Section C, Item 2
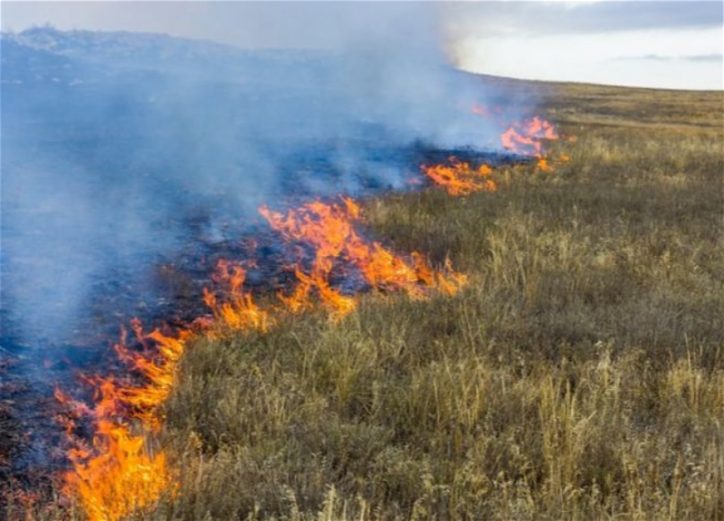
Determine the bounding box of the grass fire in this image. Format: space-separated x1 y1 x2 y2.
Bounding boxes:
1 4 723 521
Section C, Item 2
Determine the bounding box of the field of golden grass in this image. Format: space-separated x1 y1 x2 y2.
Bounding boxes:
10 79 724 520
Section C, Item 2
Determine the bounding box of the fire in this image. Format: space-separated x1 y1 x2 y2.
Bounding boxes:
500 116 559 158
421 157 497 196
54 145 511 520
56 321 185 521
112 328 187 431
46 98 570 521
536 157 553 173
57 254 280 520
468 103 561 160
203 260 270 333
61 416 172 521
259 200 360 317
480 111 576 173
54 203 467 519
66 197 463 517
280 263 358 317
260 198 466 317
536 152 572 173
51 107 569 518
471 102 503 118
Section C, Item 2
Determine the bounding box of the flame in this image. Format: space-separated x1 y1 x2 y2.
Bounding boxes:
57 191 472 520
58 258 274 520
203 260 270 333
56 384 174 521
469 104 562 162
536 157 553 173
61 416 172 521
281 263 358 317
421 157 497 196
49 102 567 519
500 116 559 158
471 102 504 119
536 152 572 173
112 325 188 431
55 220 465 521
57 249 274 520
52 104 569 517
260 198 465 317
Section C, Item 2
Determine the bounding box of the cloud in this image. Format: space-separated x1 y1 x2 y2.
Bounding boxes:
685 53 724 62
616 53 723 63
453 25 723 90
445 1 723 38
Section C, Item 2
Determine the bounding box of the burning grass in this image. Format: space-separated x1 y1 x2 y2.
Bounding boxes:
157 82 723 521
6 81 724 520
421 157 497 196
47 193 468 521
259 198 465 316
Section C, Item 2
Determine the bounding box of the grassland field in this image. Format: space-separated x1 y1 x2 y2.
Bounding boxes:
11 78 724 521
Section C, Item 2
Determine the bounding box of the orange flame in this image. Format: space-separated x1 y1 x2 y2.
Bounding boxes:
111 323 187 431
56 328 179 521
535 157 553 173
58 199 470 519
421 157 497 196
61 416 172 521
280 263 358 317
203 260 270 333
500 116 559 158
470 102 506 119
260 198 466 317
53 103 567 519
58 257 274 519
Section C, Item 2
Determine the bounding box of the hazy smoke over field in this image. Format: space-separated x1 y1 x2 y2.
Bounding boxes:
1 3 505 353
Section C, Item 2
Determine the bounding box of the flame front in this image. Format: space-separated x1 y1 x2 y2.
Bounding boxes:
260 198 466 317
54 116 571 518
470 105 567 172
58 268 270 520
48 99 571 521
57 196 467 520
203 260 270 333
61 417 171 521
55 322 182 521
500 116 559 158
421 157 497 196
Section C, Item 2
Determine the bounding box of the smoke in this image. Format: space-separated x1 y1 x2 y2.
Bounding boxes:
0 4 507 361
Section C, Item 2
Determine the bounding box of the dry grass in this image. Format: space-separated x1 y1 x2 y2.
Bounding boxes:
8 81 724 520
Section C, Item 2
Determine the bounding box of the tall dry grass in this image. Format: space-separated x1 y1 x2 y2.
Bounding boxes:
8 82 724 520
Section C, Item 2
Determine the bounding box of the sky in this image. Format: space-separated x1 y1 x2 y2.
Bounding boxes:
2 1 722 90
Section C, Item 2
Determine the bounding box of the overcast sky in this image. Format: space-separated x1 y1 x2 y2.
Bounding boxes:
2 1 722 90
